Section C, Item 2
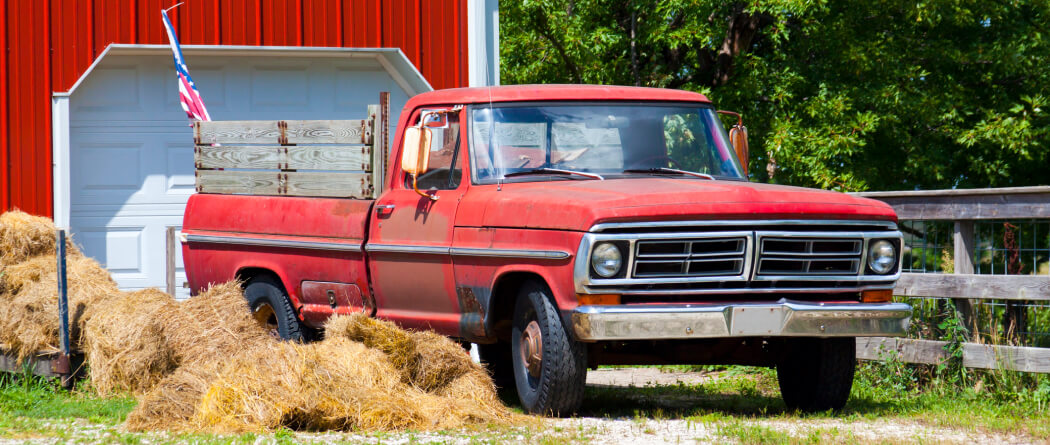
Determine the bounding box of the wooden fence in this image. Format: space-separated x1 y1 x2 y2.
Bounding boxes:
854 186 1050 373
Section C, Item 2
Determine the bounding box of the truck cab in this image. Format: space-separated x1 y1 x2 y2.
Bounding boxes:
182 85 911 416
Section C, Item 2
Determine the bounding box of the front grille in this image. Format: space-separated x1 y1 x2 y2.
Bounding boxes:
756 237 862 276
633 237 746 278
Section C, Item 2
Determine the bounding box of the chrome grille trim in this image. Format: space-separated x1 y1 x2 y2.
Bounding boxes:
632 237 747 278
574 222 903 295
755 234 864 277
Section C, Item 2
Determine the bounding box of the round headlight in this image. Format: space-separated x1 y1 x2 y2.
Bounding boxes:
867 240 897 274
591 243 623 278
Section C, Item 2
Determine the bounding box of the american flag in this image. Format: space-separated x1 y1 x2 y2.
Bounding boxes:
162 8 211 122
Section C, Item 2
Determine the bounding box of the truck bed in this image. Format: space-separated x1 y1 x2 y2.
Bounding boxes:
182 193 374 327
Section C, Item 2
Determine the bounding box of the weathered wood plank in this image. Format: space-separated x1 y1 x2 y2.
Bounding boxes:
0 352 61 377
196 145 280 169
857 337 1050 373
895 273 1050 301
369 94 388 198
855 188 1050 220
857 186 1050 198
856 337 947 365
283 172 373 197
196 170 373 198
196 145 372 171
195 120 370 145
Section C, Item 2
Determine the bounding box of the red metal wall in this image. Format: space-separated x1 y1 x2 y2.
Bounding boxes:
0 0 471 217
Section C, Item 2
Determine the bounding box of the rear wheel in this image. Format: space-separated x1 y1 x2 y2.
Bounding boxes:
776 337 856 412
511 281 586 415
244 276 304 342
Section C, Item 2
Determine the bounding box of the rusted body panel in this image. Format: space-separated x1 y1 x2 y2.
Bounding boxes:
451 227 584 340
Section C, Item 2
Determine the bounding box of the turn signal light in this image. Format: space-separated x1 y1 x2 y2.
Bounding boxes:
861 289 893 303
577 294 621 305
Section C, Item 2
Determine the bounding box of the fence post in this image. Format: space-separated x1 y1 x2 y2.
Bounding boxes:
953 220 976 336
55 229 73 388
166 227 177 296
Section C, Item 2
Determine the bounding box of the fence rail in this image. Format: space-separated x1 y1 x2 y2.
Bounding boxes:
855 186 1050 373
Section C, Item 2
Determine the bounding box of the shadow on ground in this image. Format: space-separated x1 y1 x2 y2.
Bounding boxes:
495 369 904 420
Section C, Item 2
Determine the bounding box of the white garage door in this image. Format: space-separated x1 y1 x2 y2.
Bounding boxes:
67 52 412 298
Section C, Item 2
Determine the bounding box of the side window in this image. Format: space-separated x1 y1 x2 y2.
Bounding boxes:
404 113 462 190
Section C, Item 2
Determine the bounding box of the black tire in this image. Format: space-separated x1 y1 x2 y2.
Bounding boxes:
244 276 304 342
478 342 514 390
511 281 587 415
776 337 856 412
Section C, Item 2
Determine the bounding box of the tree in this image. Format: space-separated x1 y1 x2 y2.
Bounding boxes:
500 0 1050 191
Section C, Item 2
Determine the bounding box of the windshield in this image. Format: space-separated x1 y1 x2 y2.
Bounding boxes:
469 103 745 183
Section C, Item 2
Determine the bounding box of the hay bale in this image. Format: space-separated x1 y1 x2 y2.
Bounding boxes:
157 281 272 365
125 361 224 432
0 210 79 267
193 337 504 433
82 288 178 396
324 314 480 392
195 338 433 432
0 254 119 360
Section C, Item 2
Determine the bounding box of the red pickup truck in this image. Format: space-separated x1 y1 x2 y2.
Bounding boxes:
182 85 911 415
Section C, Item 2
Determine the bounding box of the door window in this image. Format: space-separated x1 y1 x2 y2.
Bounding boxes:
404 113 462 191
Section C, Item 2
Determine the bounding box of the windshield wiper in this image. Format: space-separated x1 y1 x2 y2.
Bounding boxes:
503 168 604 180
622 167 715 180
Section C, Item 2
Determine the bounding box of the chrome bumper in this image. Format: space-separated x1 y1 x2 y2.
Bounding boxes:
571 300 911 341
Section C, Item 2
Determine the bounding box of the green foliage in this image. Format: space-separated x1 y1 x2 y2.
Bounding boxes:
501 0 1050 191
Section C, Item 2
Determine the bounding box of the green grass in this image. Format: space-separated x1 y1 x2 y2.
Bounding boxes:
1 361 1048 443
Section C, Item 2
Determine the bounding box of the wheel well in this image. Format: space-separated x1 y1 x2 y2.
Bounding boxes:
488 272 551 342
236 268 287 293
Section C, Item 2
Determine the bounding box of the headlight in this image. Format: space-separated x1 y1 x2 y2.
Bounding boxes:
867 240 897 274
591 242 623 278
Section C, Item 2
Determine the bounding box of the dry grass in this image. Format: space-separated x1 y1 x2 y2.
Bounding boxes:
0 254 119 360
0 210 79 267
81 288 178 396
0 210 511 434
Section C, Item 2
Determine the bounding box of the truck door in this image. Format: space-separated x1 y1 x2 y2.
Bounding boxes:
366 108 466 335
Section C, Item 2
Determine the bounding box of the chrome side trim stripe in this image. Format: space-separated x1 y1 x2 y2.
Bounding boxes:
451 247 571 259
184 234 362 252
365 244 450 255
365 244 571 259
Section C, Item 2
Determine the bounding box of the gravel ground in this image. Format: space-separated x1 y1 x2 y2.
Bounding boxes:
0 368 1041 444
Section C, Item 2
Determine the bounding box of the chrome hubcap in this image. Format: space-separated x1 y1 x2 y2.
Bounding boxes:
520 320 543 378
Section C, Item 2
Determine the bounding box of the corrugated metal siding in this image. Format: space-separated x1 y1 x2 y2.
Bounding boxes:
1 0 470 217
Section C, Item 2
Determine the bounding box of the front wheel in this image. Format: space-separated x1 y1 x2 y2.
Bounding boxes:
776 337 856 412
511 281 587 415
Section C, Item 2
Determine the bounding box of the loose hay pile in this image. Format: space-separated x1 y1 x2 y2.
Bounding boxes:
0 210 510 433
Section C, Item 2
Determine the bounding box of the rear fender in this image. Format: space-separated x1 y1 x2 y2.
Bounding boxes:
234 263 303 316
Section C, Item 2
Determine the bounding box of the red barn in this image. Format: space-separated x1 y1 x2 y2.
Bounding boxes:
0 0 499 295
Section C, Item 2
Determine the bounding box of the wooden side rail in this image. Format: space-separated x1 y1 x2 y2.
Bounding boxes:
193 93 389 199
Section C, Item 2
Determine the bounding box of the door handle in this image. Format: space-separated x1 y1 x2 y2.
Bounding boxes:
375 204 395 215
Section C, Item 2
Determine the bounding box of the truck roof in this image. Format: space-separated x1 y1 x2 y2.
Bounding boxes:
405 84 712 108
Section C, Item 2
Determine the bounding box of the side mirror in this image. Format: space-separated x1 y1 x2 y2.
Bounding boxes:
401 126 432 176
717 110 749 176
401 125 438 201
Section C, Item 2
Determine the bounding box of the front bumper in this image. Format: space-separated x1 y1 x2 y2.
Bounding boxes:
571 300 911 341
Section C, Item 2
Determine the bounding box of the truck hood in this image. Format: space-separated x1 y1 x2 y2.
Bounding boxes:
457 178 896 231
